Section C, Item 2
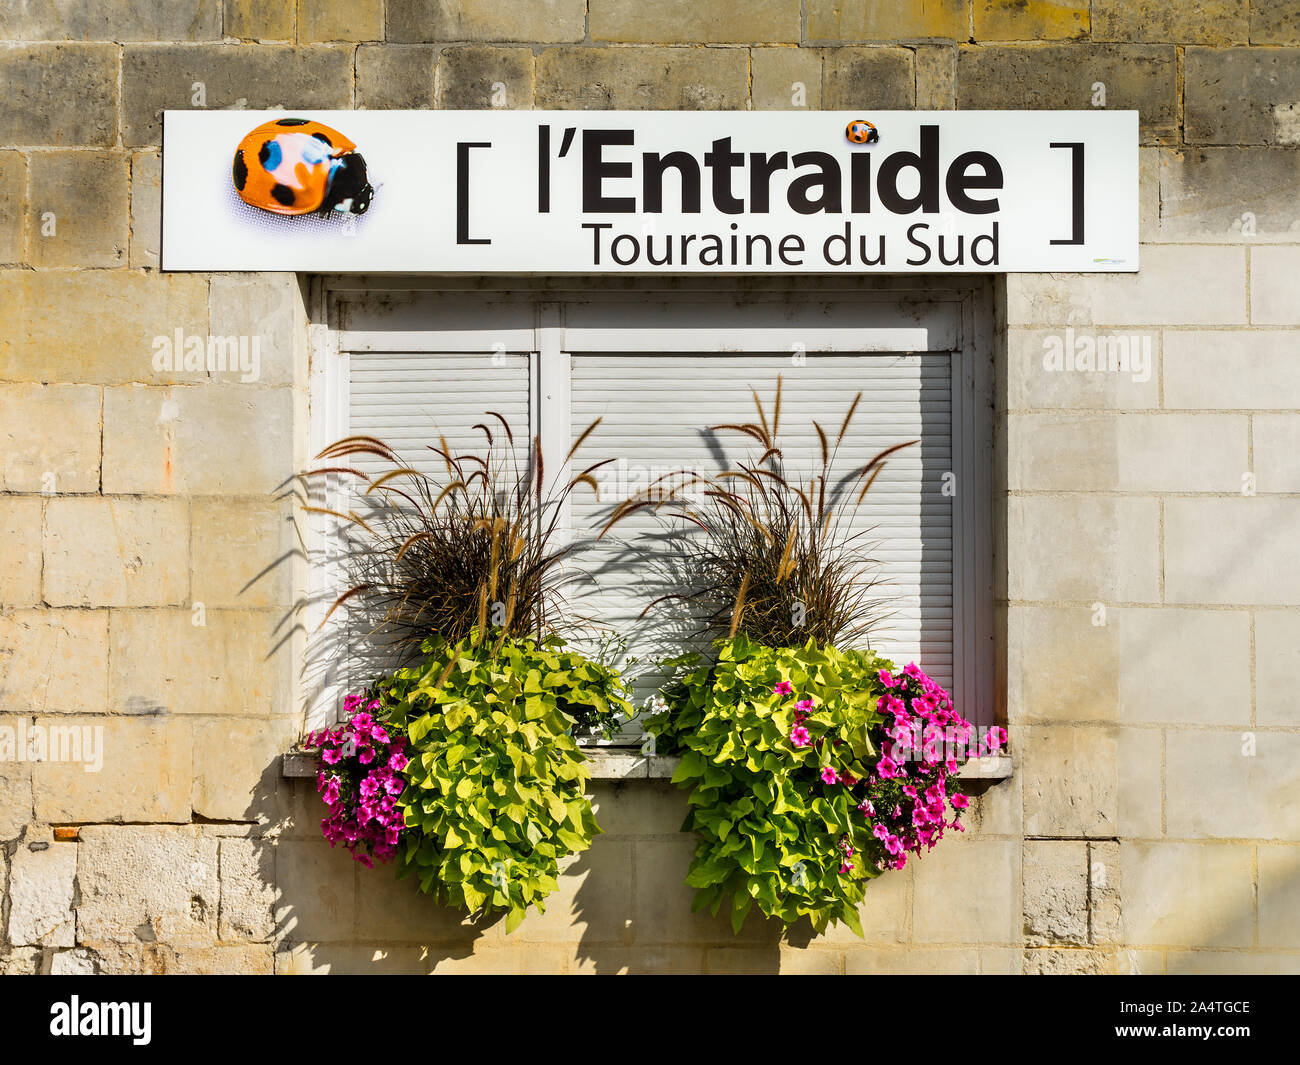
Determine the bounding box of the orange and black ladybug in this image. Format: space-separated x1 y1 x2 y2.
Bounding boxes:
845 119 879 145
232 118 373 216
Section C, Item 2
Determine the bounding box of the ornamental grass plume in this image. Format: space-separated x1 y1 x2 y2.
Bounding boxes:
599 376 916 649
304 412 612 650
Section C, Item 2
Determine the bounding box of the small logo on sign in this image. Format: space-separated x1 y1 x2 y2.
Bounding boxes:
845 119 879 145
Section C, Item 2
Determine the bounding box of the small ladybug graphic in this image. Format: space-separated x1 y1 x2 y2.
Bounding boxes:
232 118 374 216
845 119 879 145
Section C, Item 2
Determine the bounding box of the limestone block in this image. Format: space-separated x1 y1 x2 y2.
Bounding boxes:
1163 330 1300 408
190 497 295 609
974 1 1089 41
218 837 276 942
109 608 289 717
1251 0 1300 44
1023 948 1112 974
356 44 436 110
0 715 34 839
0 44 118 147
570 946 705 974
915 44 957 109
1120 842 1254 947
32 717 192 823
1005 245 1247 326
1186 47 1300 145
101 384 294 495
0 610 109 714
1117 609 1252 725
1089 840 1123 944
1116 727 1163 839
824 47 916 109
273 837 358 943
1008 605 1119 724
43 497 189 607
129 151 161 270
1165 499 1300 606
845 948 982 974
808 0 969 40
207 272 302 387
912 839 1020 944
435 46 534 110
957 44 1178 144
1005 327 1158 410
121 45 352 147
0 271 209 385
7 830 77 948
633 835 784 945
1009 412 1247 494
1160 148 1300 241
590 0 800 44
49 948 98 974
1007 495 1159 603
0 497 41 607
750 48 823 111
298 0 384 42
386 0 587 43
192 716 298 821
588 780 688 836
535 47 749 110
141 942 273 974
0 150 23 264
1092 0 1248 45
1258 845 1300 949
1167 950 1300 974
1023 839 1088 945
1255 610 1300 726
1021 725 1117 837
0 1 221 41
1254 416 1300 494
508 838 635 945
0 947 42 974
1250 246 1300 323
0 383 101 492
26 150 127 268
77 825 220 946
1165 729 1300 839
224 0 293 41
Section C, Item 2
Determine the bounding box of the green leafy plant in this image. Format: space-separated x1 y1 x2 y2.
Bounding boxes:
600 376 914 648
647 634 981 937
307 413 611 650
376 629 634 931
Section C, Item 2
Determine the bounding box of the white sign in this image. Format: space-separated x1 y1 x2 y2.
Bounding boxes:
161 109 1138 274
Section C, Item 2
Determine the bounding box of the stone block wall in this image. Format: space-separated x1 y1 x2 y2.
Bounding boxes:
0 1 1297 973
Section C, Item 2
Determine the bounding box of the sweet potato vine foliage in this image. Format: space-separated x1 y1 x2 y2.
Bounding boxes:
648 635 1005 937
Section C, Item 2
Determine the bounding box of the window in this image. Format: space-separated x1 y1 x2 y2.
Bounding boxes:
305 279 994 736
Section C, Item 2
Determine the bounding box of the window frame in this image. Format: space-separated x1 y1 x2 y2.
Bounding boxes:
303 276 996 735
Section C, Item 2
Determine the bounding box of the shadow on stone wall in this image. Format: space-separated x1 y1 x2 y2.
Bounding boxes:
260 775 788 973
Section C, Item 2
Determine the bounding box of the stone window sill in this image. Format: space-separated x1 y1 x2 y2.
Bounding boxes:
282 749 1013 782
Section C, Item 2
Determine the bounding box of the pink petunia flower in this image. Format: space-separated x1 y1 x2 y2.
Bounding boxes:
773 681 794 696
790 725 812 748
820 766 839 785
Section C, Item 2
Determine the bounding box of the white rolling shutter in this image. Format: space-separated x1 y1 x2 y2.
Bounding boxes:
347 351 531 476
308 349 532 711
567 354 954 698
311 284 991 733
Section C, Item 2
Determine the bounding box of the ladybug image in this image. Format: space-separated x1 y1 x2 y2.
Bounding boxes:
231 118 373 216
845 119 879 145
